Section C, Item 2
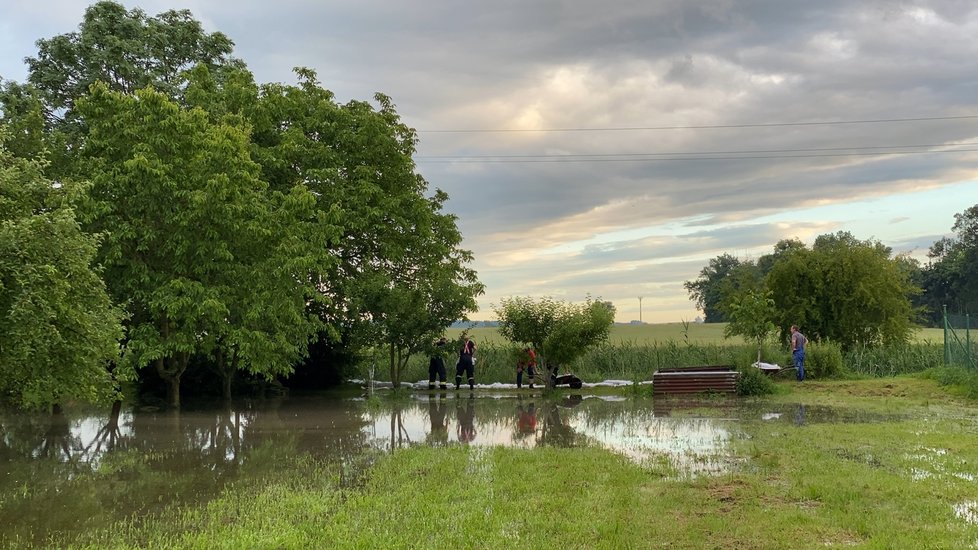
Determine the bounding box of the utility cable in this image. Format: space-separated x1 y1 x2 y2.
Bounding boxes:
419 114 978 133
416 147 978 164
416 142 978 160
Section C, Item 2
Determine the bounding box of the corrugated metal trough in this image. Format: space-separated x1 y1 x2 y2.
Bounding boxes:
652 365 739 396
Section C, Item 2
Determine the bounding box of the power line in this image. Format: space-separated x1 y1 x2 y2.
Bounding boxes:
415 147 978 164
416 142 978 160
419 114 978 133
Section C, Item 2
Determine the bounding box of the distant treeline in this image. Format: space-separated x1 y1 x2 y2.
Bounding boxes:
684 213 978 347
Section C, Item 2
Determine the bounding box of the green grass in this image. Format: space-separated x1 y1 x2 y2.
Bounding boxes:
67 376 978 549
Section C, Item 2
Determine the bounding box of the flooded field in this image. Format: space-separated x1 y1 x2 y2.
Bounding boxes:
0 389 946 545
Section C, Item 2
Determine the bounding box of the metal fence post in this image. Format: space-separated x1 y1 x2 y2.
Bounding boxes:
968 313 972 369
944 304 951 366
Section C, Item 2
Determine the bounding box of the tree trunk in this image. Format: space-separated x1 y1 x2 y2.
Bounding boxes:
154 320 187 408
389 343 400 389
155 353 188 408
222 371 233 401
215 347 236 401
541 355 556 390
165 374 181 408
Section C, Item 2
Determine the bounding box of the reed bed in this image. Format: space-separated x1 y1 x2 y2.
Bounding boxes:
369 340 952 384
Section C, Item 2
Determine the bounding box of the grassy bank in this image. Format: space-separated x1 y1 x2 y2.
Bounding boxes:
68 376 978 549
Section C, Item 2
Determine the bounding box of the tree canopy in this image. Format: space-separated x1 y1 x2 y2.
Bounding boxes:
0 2 483 408
26 1 237 118
0 135 123 409
919 205 978 319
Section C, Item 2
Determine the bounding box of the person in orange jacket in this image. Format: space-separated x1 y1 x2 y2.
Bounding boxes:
516 346 537 389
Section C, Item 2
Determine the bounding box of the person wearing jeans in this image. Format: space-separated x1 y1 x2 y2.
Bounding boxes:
516 346 537 389
791 325 808 381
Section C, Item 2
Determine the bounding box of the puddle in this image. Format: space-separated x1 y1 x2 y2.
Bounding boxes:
905 446 978 484
955 501 978 525
0 392 929 546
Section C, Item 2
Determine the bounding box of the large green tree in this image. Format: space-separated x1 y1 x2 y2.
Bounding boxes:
0 135 123 409
9 1 240 181
919 205 978 321
9 4 485 400
765 233 918 348
196 68 484 383
77 82 326 406
495 296 614 388
26 1 237 119
684 253 758 322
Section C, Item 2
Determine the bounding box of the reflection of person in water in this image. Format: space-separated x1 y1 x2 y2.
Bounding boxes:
428 337 448 390
794 404 807 426
516 398 537 439
456 396 477 443
427 395 450 446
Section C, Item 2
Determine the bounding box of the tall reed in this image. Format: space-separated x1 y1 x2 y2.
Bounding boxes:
366 341 949 384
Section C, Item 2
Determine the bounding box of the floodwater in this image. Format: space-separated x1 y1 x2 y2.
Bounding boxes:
0 391 895 545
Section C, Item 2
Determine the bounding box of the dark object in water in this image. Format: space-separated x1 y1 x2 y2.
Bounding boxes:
554 373 583 389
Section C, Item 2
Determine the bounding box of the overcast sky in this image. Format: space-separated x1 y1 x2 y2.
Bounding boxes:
3 1 977 323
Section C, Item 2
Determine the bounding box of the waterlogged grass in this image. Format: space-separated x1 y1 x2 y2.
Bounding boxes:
66 377 978 549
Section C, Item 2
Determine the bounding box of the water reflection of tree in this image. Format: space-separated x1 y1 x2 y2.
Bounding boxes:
0 394 373 545
81 400 126 458
0 408 101 546
537 396 588 448
390 407 411 450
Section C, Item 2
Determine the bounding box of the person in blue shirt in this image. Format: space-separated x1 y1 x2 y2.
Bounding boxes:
791 325 808 381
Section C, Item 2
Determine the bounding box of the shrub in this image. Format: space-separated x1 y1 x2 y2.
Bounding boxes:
805 341 844 379
736 365 775 396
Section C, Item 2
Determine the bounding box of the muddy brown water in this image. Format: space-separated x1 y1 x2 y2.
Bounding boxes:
0 390 900 545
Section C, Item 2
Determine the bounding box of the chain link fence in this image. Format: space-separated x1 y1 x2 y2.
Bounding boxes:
944 308 976 369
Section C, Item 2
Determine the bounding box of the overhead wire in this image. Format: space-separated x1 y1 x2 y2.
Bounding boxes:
417 114 978 134
415 144 978 164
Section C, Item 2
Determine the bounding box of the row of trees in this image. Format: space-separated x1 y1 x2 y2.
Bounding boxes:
0 2 484 409
686 206 978 348
685 231 922 349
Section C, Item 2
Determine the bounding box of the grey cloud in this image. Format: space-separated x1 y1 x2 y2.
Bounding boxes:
5 0 976 320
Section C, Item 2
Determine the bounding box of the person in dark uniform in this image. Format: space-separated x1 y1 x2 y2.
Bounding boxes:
428 337 448 390
455 333 476 390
